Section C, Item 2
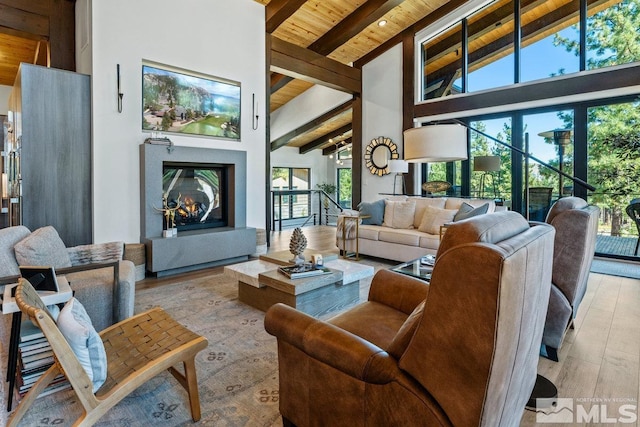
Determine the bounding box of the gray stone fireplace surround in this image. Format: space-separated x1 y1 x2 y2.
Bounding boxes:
140 143 256 276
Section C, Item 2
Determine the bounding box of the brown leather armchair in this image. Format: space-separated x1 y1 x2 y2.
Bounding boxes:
541 197 600 361
265 211 555 426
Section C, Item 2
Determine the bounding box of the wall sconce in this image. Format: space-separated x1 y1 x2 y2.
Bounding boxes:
252 93 259 130
117 64 123 113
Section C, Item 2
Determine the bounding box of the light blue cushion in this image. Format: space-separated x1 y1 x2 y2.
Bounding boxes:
453 202 489 222
357 199 385 225
57 297 107 392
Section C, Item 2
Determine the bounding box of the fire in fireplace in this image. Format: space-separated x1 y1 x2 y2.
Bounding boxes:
163 162 228 231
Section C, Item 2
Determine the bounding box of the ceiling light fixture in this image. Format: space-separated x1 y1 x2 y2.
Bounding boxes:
378 20 387 27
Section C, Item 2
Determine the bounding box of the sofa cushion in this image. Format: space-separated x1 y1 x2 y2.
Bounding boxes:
0 226 31 277
419 234 442 250
357 199 385 225
378 229 421 246
454 202 489 222
358 225 381 241
57 297 107 393
411 198 447 228
418 206 457 234
383 199 416 229
14 226 72 268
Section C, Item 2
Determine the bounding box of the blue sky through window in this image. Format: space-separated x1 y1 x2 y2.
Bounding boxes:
461 28 579 163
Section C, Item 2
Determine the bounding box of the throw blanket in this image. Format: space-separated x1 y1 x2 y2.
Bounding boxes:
336 215 360 243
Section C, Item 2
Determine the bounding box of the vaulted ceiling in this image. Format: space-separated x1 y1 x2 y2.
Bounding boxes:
257 0 458 153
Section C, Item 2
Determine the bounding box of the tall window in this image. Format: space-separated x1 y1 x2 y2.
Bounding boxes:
337 168 352 209
469 117 512 200
419 0 640 96
422 23 463 99
586 0 640 71
587 100 640 258
467 0 515 92
271 167 310 220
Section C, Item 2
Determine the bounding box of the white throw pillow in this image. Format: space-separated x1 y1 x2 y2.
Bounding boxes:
418 206 457 234
57 297 107 392
383 199 416 229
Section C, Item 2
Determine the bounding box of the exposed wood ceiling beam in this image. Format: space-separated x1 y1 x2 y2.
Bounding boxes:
270 100 353 151
270 0 402 94
300 124 352 154
270 73 294 94
270 35 361 94
266 0 308 34
0 3 49 38
308 0 405 56
322 137 352 156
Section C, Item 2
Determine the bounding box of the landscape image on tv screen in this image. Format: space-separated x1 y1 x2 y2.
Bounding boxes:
142 64 240 140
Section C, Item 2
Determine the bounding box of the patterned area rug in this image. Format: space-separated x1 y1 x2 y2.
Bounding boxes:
1 272 283 426
0 262 383 426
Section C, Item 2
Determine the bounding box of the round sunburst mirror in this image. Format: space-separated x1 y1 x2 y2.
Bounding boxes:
364 136 399 176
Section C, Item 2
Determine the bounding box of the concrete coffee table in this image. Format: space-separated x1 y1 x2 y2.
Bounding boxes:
225 252 373 317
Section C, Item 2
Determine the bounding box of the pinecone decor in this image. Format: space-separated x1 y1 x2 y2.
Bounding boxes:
289 227 308 264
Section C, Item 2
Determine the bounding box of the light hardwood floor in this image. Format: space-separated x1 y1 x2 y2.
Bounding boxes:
140 225 640 425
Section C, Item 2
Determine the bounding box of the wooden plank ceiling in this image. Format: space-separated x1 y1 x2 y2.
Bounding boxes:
258 0 452 152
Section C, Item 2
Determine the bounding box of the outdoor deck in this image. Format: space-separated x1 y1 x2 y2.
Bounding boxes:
595 234 639 257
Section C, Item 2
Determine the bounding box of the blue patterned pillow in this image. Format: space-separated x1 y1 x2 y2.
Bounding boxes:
357 199 385 225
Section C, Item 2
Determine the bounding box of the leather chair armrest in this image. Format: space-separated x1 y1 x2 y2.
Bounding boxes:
368 270 430 315
265 303 399 384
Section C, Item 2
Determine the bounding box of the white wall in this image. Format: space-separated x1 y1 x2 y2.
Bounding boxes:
270 85 351 141
83 0 266 243
0 85 12 115
361 44 404 202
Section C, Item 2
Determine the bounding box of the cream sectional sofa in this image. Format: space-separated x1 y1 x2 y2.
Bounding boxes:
336 196 502 262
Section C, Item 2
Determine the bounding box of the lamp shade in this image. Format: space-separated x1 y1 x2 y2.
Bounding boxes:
387 159 408 173
403 124 468 163
538 129 572 145
473 155 501 172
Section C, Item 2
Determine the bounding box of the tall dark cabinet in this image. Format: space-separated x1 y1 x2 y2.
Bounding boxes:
7 64 92 246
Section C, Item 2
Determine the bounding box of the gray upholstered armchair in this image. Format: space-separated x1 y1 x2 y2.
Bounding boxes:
0 225 135 332
541 197 599 361
265 211 555 426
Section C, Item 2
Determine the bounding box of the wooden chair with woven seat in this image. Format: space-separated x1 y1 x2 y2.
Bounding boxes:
8 278 208 426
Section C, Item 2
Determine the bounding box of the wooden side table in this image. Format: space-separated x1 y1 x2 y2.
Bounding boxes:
439 222 453 241
341 215 369 260
2 276 72 411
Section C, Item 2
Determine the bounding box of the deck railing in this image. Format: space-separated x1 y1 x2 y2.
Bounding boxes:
271 189 343 231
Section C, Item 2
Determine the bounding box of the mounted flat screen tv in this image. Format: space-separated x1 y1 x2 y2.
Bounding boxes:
142 63 241 140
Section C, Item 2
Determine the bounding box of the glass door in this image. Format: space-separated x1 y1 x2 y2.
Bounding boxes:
587 100 640 259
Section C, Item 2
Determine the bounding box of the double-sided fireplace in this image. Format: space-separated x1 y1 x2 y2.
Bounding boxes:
163 162 228 231
141 144 256 276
